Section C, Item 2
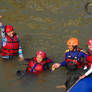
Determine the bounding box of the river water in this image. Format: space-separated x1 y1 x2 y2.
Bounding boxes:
0 0 92 92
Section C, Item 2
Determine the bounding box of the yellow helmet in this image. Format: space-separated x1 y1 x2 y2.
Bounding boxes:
67 37 79 46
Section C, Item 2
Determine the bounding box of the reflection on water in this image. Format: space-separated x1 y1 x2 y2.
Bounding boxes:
0 0 91 92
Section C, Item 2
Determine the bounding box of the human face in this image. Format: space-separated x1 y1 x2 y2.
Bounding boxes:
36 55 43 63
88 45 92 51
7 31 14 37
68 45 74 51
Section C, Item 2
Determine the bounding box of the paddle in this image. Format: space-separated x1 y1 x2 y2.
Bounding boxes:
56 79 80 92
56 85 66 89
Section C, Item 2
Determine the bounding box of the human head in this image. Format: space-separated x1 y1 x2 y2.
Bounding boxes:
67 37 79 51
87 39 92 51
36 50 46 63
5 25 14 37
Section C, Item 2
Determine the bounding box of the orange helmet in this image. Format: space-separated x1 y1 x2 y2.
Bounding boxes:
67 37 79 46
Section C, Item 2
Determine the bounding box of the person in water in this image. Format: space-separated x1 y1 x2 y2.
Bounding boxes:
80 39 92 79
0 16 24 61
51 37 87 90
26 50 53 74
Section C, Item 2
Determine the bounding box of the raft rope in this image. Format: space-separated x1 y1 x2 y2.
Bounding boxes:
67 79 80 92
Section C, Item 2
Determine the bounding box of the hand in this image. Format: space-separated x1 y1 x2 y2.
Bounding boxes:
51 63 61 71
0 16 2 19
18 57 24 61
0 16 2 26
79 74 86 80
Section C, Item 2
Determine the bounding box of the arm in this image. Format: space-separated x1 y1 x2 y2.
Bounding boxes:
17 36 24 61
0 22 7 48
60 53 67 66
0 16 6 38
85 65 92 76
51 53 67 71
79 65 92 79
0 22 6 38
78 51 87 64
46 57 54 63
43 57 56 71
60 61 66 66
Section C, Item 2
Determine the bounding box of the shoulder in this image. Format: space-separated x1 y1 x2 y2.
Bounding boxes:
65 49 69 53
44 57 49 61
0 24 5 29
13 33 18 37
44 57 53 63
79 49 87 54
64 49 70 56
79 49 87 53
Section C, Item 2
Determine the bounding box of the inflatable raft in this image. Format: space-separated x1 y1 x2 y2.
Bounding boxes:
69 77 92 92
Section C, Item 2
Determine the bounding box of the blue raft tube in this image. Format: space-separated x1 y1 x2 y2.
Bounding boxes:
68 77 92 92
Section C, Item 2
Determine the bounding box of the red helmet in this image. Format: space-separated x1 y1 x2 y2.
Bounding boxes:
5 25 13 33
88 39 92 45
36 50 46 58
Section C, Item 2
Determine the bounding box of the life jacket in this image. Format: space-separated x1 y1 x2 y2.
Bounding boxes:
1 34 19 56
86 50 92 69
27 57 47 74
66 49 84 70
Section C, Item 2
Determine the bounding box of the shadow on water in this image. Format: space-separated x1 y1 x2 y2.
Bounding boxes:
0 0 91 92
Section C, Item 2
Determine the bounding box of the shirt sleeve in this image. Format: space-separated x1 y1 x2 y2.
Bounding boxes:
60 53 67 66
80 51 87 64
80 50 87 57
17 36 24 58
82 52 87 58
46 57 54 63
85 65 92 76
0 24 6 38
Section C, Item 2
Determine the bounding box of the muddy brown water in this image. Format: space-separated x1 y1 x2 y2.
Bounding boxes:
0 0 92 92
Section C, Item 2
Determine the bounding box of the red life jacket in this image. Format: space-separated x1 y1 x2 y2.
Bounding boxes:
27 57 47 74
86 50 92 69
1 34 19 56
66 49 84 70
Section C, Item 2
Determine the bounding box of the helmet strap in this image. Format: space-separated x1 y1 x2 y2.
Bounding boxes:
72 45 78 51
